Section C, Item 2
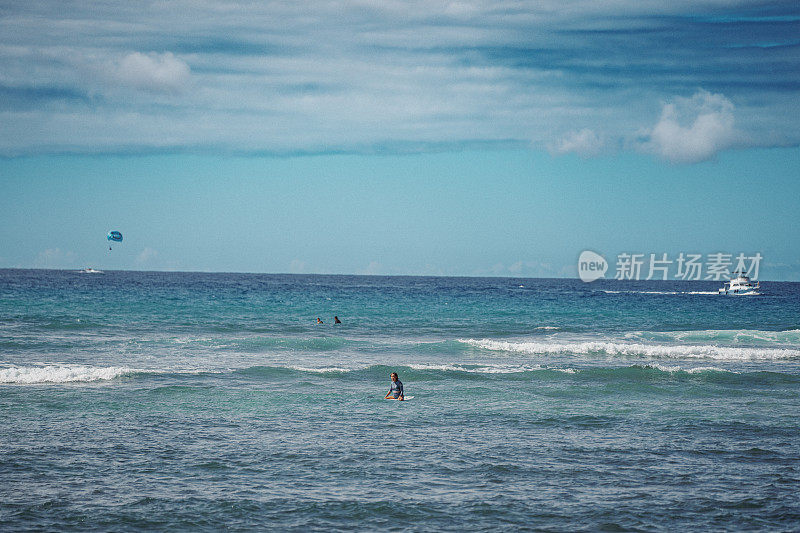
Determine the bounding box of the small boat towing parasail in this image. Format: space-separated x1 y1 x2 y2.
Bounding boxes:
718 271 760 295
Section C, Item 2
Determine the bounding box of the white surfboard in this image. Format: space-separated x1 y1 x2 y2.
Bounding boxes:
385 396 414 400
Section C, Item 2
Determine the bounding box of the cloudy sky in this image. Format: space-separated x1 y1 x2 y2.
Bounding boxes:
1 1 799 278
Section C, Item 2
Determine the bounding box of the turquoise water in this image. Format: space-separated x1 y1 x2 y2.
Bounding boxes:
1 270 799 530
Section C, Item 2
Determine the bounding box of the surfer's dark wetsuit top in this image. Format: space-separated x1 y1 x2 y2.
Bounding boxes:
389 380 403 399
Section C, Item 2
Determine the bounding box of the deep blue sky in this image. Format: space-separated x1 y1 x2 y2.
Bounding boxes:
1 1 799 278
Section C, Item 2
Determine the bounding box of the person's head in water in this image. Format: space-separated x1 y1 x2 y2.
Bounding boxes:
334 316 341 324
316 317 323 324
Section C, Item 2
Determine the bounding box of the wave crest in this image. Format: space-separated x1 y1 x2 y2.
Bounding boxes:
460 338 800 361
0 365 135 384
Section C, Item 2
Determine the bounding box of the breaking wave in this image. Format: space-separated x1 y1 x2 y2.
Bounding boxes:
286 366 352 373
408 363 545 374
4 362 797 389
460 338 800 361
0 364 136 384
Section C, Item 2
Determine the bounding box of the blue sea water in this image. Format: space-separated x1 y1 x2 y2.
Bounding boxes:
1 269 799 531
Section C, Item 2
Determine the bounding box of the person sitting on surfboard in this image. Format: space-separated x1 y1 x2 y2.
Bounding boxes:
384 372 404 400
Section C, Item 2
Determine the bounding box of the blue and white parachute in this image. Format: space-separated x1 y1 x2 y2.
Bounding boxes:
107 230 123 250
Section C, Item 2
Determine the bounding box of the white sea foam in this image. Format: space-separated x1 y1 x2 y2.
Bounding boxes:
0 364 135 384
626 328 800 345
408 363 728 375
460 338 800 361
646 363 733 374
600 290 719 295
288 366 352 373
647 363 683 372
685 366 732 374
639 291 679 295
408 363 543 373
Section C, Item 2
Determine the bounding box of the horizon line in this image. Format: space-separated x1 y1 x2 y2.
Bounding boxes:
1 267 796 283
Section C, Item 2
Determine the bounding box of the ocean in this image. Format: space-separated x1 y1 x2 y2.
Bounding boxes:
1 269 799 531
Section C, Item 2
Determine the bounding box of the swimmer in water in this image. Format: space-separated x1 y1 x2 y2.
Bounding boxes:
334 316 341 324
316 317 323 324
384 372 404 400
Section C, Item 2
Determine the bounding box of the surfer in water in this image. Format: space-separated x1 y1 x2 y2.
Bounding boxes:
384 372 404 400
334 316 341 324
316 317 323 324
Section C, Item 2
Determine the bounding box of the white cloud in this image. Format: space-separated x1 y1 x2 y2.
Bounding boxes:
357 261 384 275
136 247 158 264
549 128 605 157
34 248 76 268
106 52 190 94
477 260 557 277
288 259 307 273
640 90 740 164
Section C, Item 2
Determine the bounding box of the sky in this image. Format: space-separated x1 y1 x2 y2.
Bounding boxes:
1 1 799 279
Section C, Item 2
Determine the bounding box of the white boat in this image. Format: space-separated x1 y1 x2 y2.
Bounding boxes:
718 271 759 295
78 267 104 274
